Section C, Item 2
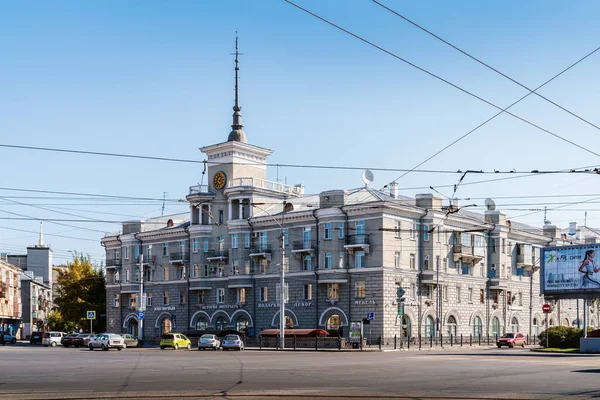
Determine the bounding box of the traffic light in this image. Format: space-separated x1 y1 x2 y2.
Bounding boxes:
362 318 370 325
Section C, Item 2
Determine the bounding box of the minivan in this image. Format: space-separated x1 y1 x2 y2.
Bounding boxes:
42 331 66 347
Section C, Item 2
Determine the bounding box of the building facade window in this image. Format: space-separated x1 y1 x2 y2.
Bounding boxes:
217 288 225 304
423 225 430 242
394 252 401 268
410 223 416 240
123 246 129 260
244 233 251 249
456 286 461 303
468 288 473 303
232 234 238 249
409 254 415 270
193 238 199 253
237 288 246 303
203 238 209 253
113 294 120 307
338 252 344 268
473 316 483 337
355 251 365 268
324 253 332 269
338 222 344 239
355 281 365 298
163 243 168 256
395 220 402 238
304 284 313 300
146 292 153 306
179 290 186 305
324 223 332 240
260 287 268 302
303 255 312 271
163 292 169 305
328 283 339 300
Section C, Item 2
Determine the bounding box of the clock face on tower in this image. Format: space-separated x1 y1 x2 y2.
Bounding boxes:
213 171 227 190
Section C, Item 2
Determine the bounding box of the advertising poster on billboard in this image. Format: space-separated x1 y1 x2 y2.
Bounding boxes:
349 321 362 343
541 244 600 295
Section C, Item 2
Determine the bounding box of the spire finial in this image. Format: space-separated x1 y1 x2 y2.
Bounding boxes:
228 31 247 143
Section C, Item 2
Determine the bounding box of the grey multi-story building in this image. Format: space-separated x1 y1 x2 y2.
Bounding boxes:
102 45 597 342
20 272 52 339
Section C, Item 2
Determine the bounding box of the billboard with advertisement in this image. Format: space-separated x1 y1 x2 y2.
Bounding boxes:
541 244 600 296
349 321 363 343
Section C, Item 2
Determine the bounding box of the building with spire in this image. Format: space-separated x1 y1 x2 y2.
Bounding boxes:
102 37 594 344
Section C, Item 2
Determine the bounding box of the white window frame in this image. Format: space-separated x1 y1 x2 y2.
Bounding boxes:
394 252 401 269
356 251 365 268
409 253 415 270
232 234 239 249
324 223 332 240
395 220 401 239
162 243 168 256
325 253 332 269
338 222 344 239
237 288 246 303
423 225 430 242
338 252 344 269
192 238 199 253
245 233 251 248
355 281 366 298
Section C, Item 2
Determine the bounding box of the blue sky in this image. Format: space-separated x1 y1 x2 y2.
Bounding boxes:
1 0 600 264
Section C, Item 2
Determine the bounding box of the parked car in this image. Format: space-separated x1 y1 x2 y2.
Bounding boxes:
42 331 65 347
72 333 95 348
197 334 221 350
88 333 124 351
61 333 80 347
497 332 527 348
221 334 244 351
122 333 143 348
160 333 191 350
1 331 17 344
30 331 44 344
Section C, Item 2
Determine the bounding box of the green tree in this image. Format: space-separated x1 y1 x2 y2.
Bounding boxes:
54 252 106 332
46 311 77 333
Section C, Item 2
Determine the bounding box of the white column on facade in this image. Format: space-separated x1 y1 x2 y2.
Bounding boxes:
248 201 253 218
228 200 233 221
239 199 244 220
208 204 212 225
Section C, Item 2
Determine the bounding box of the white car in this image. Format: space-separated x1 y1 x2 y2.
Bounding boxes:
42 331 66 347
88 333 124 351
198 334 221 350
1 331 17 344
221 334 244 351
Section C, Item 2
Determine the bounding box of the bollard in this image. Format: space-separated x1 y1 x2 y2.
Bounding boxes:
394 335 397 350
338 336 341 351
430 335 433 348
478 335 481 346
259 336 262 350
379 335 382 350
419 334 422 350
360 335 363 351
315 335 318 351
451 334 453 347
294 336 297 350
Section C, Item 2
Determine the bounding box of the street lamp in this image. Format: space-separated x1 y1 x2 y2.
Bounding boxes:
251 202 286 349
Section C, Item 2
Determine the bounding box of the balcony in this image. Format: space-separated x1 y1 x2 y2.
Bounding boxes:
292 240 317 255
169 252 190 264
516 254 534 269
120 284 140 294
420 270 436 285
488 277 508 290
452 244 483 263
206 250 229 262
226 177 304 197
344 234 370 254
106 259 122 268
137 256 156 266
249 244 272 259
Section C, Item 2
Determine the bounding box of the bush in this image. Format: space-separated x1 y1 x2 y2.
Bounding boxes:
538 326 593 348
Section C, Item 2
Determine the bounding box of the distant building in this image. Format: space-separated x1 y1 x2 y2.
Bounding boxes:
20 272 52 339
0 259 22 336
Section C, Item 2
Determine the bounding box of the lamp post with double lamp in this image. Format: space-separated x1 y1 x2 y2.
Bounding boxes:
526 262 540 342
250 202 287 349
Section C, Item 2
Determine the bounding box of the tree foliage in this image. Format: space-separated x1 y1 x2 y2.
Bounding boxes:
54 252 106 332
46 311 78 333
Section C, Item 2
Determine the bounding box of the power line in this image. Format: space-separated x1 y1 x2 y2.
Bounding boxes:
0 186 182 202
283 0 600 181
372 0 600 133
0 226 100 242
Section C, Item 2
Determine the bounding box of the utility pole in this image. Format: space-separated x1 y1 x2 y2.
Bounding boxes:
138 254 144 340
280 231 286 349
161 192 167 217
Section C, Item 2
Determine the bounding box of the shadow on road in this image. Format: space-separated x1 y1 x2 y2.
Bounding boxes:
572 369 600 373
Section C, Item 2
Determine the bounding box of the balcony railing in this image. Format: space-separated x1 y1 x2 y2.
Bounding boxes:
227 177 304 196
292 240 317 252
249 244 272 258
453 244 473 256
188 184 214 195
137 256 156 266
170 252 190 262
206 250 229 261
345 234 370 246
106 259 121 268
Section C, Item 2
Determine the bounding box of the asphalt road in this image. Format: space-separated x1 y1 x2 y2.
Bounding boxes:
0 344 599 399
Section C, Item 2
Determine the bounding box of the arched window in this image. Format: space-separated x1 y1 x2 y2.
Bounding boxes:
424 315 434 337
161 318 172 334
195 317 208 330
473 316 483 337
511 317 519 332
326 315 341 330
285 315 294 329
447 316 457 337
533 318 539 336
215 316 227 331
549 318 555 326
236 316 249 333
491 317 500 337
402 315 411 338
562 318 569 326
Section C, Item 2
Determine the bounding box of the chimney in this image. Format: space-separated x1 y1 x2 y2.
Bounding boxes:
389 182 399 199
484 210 506 225
543 224 559 239
415 194 443 210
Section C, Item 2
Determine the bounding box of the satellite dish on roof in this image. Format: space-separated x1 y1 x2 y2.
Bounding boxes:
485 198 496 211
361 169 374 186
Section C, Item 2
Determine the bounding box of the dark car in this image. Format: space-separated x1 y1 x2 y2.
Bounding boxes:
61 333 80 347
30 331 44 344
72 333 94 348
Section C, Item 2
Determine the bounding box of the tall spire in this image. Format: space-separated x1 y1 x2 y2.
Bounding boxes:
228 31 247 143
38 222 44 246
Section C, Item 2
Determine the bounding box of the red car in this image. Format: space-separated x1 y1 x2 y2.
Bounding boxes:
497 332 527 348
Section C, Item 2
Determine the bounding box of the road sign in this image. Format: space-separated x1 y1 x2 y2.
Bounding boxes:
396 288 405 298
366 312 375 321
86 311 96 320
138 311 145 320
542 304 551 313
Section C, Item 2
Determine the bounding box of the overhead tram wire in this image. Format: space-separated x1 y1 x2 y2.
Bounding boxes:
372 0 600 133
510 195 600 220
0 186 182 202
283 0 600 183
